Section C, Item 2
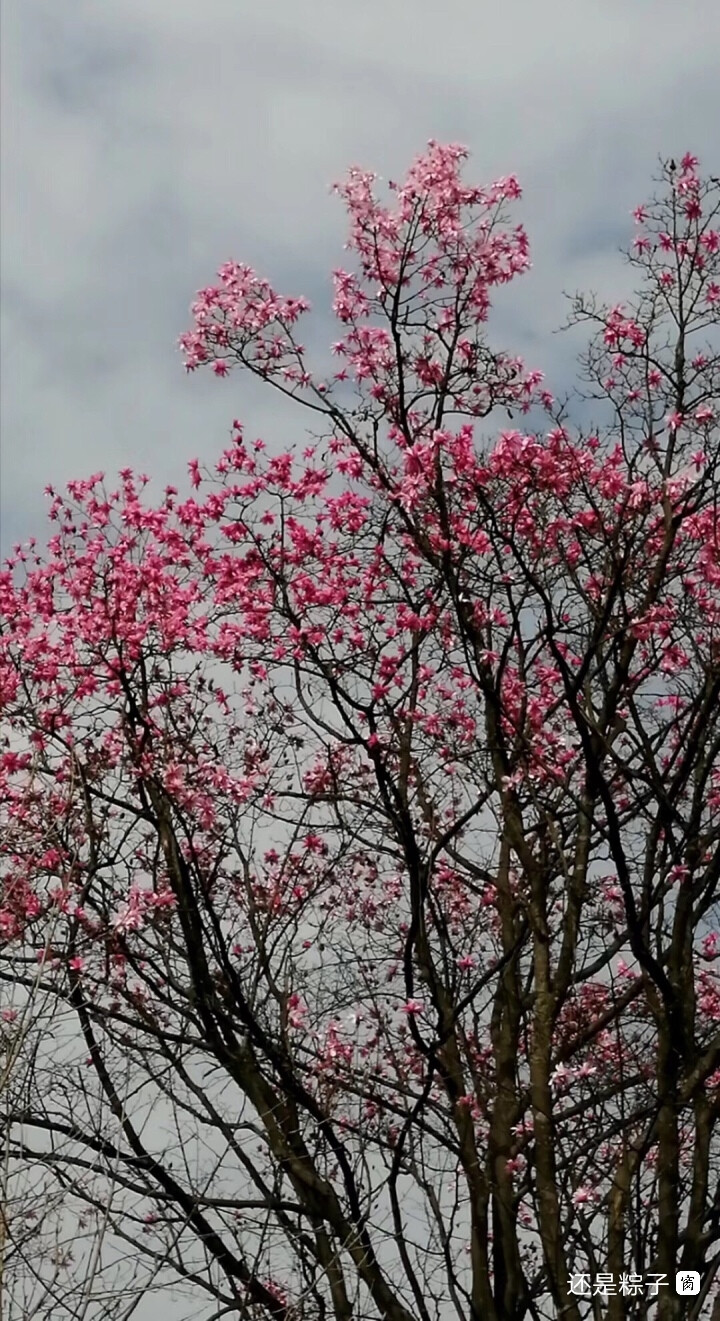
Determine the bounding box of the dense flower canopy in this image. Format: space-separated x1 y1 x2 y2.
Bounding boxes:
1 143 719 1321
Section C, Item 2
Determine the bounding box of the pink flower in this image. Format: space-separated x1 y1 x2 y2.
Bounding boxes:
702 933 719 960
572 1186 598 1207
287 993 308 1029
550 1064 573 1090
401 999 425 1016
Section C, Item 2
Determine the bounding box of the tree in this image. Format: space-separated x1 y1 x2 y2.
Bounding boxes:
1 142 719 1321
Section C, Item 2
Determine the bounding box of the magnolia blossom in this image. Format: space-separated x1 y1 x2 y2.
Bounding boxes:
550 1064 574 1090
1 143 718 1321
572 1186 600 1207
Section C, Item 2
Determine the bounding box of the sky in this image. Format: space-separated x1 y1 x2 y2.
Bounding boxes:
1 0 719 560
2 6 720 1316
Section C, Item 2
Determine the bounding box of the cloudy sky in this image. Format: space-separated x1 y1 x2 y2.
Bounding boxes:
1 7 719 1316
2 0 719 560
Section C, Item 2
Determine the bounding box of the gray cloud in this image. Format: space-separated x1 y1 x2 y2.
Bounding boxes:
2 0 719 554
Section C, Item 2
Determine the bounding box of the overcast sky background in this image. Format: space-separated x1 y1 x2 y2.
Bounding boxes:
2 6 720 1317
1 0 719 560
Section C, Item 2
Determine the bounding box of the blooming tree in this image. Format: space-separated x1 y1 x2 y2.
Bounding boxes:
1 144 719 1320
